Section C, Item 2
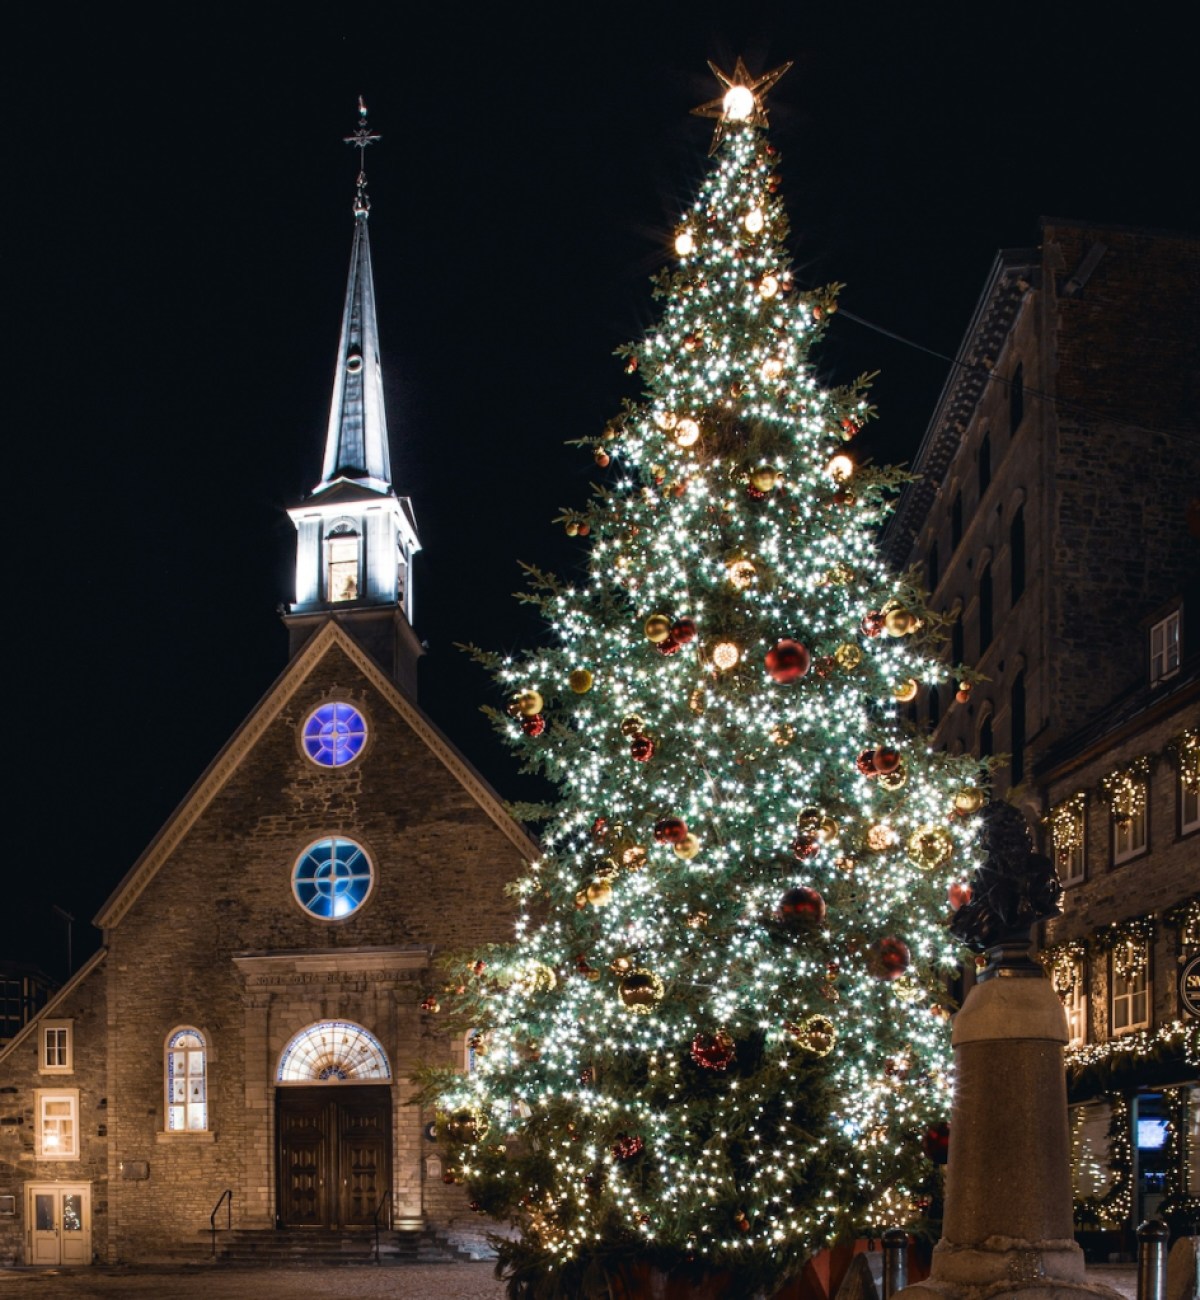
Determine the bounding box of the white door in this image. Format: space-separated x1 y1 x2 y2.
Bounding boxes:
26 1183 91 1265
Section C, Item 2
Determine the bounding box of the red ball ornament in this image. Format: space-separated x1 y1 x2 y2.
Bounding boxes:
654 817 689 844
856 749 879 776
791 835 820 861
612 1133 645 1162
813 654 836 678
947 881 972 911
871 936 911 980
630 734 655 762
690 1030 736 1071
522 714 546 737
746 485 767 501
779 886 826 926
765 638 811 683
861 611 885 637
922 1121 950 1165
872 745 901 774
671 617 697 644
656 635 682 655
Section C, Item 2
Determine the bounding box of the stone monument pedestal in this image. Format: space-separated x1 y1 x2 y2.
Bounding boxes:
897 959 1123 1300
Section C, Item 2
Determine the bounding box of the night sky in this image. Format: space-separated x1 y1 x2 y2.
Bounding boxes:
6 6 1194 976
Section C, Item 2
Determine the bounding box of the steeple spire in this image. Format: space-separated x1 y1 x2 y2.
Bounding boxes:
284 100 423 695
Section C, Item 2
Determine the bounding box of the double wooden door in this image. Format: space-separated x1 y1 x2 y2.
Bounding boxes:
277 1085 391 1228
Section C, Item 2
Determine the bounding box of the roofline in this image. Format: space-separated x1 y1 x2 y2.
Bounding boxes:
0 948 107 1067
1039 214 1200 243
94 621 539 930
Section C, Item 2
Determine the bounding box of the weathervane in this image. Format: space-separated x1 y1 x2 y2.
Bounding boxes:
344 96 381 217
692 57 793 154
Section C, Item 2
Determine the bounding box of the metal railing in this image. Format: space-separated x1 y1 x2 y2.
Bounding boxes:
209 1188 233 1258
372 1188 392 1263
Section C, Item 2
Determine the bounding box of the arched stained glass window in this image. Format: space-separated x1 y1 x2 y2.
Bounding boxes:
166 1028 208 1131
292 837 373 920
277 1021 391 1083
302 702 368 767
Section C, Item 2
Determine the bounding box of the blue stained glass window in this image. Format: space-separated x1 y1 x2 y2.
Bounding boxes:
293 837 373 920
302 702 368 767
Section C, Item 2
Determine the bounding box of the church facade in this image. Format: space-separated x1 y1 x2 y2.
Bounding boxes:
0 113 531 1266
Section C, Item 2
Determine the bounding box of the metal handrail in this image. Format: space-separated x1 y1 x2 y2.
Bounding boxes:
372 1188 392 1263
209 1188 233 1258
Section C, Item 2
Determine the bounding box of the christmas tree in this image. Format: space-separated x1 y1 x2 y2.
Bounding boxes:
425 59 988 1298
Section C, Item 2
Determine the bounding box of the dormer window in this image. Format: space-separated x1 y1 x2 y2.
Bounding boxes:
326 526 359 603
1149 609 1181 684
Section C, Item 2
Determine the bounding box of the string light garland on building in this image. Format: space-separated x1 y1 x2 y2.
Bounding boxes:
1045 793 1086 865
418 60 991 1296
1168 728 1198 794
1098 756 1152 823
1040 941 1087 997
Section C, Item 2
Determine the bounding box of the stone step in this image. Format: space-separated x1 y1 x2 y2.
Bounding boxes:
211 1228 456 1266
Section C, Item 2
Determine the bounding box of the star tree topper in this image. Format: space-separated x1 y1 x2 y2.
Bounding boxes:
691 57 793 153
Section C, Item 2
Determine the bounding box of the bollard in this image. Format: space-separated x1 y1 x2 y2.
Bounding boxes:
1136 1220 1169 1300
883 1227 909 1299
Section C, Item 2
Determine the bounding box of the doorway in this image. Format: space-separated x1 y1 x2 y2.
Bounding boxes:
25 1182 91 1265
276 1085 391 1228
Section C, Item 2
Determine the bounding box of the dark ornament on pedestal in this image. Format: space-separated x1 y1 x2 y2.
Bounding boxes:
947 801 1062 977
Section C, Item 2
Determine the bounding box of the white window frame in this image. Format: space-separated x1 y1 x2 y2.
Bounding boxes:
165 1027 208 1133
35 1089 79 1161
1111 949 1151 1036
1149 610 1181 684
325 529 360 603
1113 795 1148 864
39 1020 73 1075
1054 800 1087 885
1064 960 1088 1047
1182 774 1199 836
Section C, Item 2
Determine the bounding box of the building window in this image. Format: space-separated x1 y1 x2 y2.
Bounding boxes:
1010 507 1026 605
927 540 939 594
301 702 368 768
1113 804 1148 863
40 1021 72 1075
326 526 359 603
1045 944 1088 1047
1101 760 1151 865
978 430 991 497
1010 671 1026 785
1149 610 1181 684
1009 361 1025 433
166 1028 208 1132
1183 774 1199 836
1111 944 1151 1036
292 837 374 921
35 1089 79 1160
277 1021 391 1083
1064 967 1088 1047
979 564 993 654
951 492 963 549
1049 794 1087 885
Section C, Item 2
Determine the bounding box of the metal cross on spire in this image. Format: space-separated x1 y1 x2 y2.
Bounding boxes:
344 96 381 217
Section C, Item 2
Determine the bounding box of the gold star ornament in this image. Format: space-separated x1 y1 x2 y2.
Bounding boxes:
691 57 793 153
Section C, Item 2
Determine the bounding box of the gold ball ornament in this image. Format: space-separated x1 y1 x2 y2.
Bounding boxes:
894 678 919 702
726 558 757 589
770 723 795 747
711 641 741 671
787 1014 837 1057
585 879 614 907
906 824 955 871
619 969 665 1015
674 833 701 860
621 844 648 871
514 962 558 995
750 466 780 491
834 642 863 670
818 816 840 843
673 418 701 448
877 764 908 791
826 453 855 482
620 714 646 737
688 688 707 715
884 607 918 637
513 690 543 718
568 668 594 694
953 787 986 816
867 823 899 852
825 562 853 586
644 614 673 644
796 807 823 834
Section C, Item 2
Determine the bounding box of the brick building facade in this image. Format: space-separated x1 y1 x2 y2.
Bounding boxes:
0 133 532 1266
884 218 1199 1252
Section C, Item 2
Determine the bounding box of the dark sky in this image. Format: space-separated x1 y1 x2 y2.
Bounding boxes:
6 5 1194 976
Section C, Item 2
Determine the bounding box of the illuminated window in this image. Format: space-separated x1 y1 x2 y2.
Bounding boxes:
1063 959 1088 1047
1150 611 1181 684
326 527 359 602
1071 1102 1114 1202
277 1021 390 1083
166 1028 208 1132
301 702 368 768
292 837 373 921
40 1021 72 1074
1111 946 1150 1036
1113 796 1148 864
36 1089 79 1160
465 1029 480 1074
1183 773 1199 835
1051 797 1087 885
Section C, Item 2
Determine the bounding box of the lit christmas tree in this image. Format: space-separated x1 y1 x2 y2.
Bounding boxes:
425 60 990 1298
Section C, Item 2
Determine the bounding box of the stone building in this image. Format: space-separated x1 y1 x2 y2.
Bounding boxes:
883 218 1199 1253
0 126 532 1266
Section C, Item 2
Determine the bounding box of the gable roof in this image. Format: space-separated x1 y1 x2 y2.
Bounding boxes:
0 948 107 1067
95 621 539 930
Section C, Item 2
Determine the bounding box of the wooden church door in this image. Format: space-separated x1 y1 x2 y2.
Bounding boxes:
277 1086 390 1228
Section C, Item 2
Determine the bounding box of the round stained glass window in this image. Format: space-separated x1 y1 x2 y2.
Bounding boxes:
302 702 368 767
293 837 373 920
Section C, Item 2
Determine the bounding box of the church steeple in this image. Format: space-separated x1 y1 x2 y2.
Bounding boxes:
283 100 423 695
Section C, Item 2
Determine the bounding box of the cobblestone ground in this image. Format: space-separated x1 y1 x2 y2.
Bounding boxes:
0 1261 1141 1300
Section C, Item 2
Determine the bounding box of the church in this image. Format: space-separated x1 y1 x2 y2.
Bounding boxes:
0 107 533 1267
